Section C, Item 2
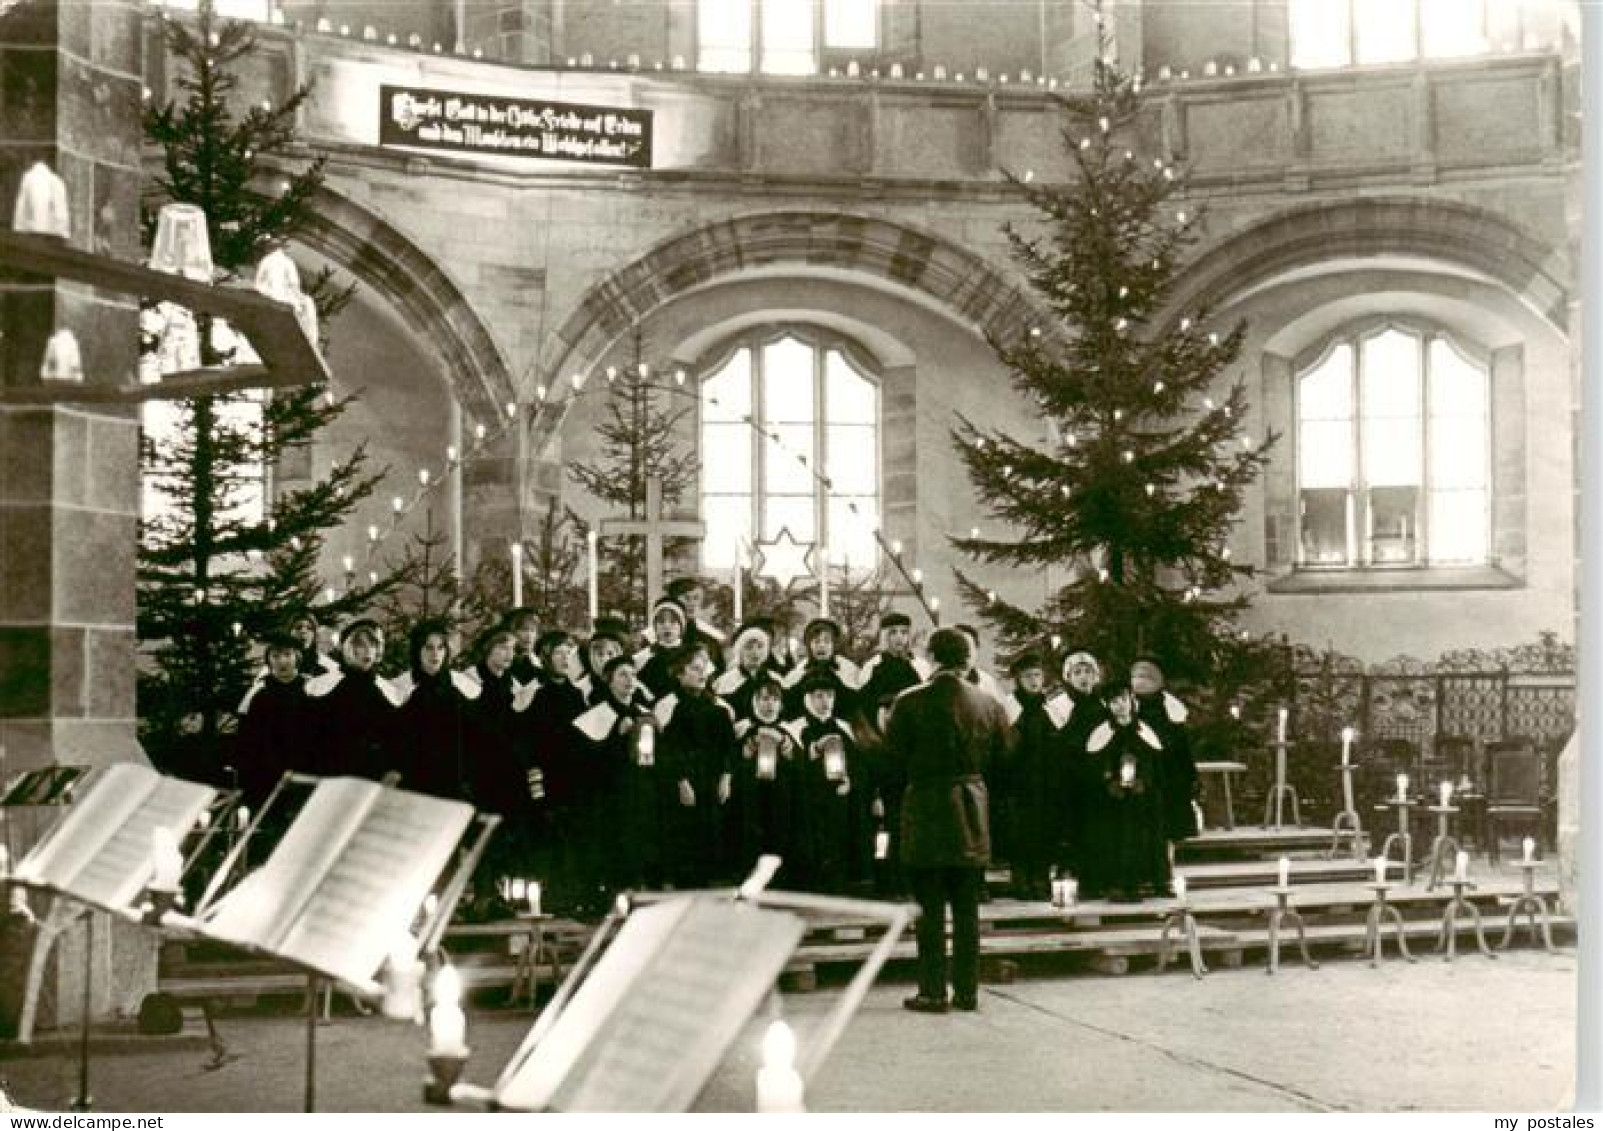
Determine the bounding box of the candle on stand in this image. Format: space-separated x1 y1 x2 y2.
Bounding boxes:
1277 856 1290 889
1523 837 1536 864
428 966 467 1056
383 937 424 1021
1276 707 1288 744
527 880 543 917
1119 759 1135 786
586 530 600 620
1439 780 1453 808
1395 773 1409 802
1340 726 1355 765
1172 875 1187 901
756 1021 806 1114
150 827 183 891
510 542 523 607
1454 850 1469 883
235 805 251 830
508 877 526 905
1374 856 1387 885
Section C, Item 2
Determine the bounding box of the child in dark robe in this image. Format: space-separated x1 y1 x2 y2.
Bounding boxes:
1081 681 1171 902
392 619 475 802
1056 649 1109 892
305 619 403 781
999 652 1071 901
729 674 800 876
655 643 736 888
571 654 658 906
634 598 690 701
461 626 542 906
784 675 865 894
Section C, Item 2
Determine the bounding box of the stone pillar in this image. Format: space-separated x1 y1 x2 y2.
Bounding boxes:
0 0 151 1031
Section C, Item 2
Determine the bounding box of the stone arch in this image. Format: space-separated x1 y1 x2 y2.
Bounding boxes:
1168 196 1574 335
289 184 517 424
530 210 1042 450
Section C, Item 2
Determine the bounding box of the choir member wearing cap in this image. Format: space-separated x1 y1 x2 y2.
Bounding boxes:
635 598 690 700
783 672 867 894
654 642 737 888
571 653 660 906
1082 680 1171 902
998 651 1072 901
711 618 785 720
390 619 478 802
1130 655 1200 845
305 618 405 780
781 617 860 718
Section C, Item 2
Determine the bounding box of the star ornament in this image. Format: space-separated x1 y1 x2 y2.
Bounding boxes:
752 527 817 590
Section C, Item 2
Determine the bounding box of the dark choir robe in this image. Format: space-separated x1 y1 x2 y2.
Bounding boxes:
298 648 340 681
572 689 660 899
783 712 866 894
1137 690 1200 843
780 654 861 718
304 666 405 781
999 688 1072 899
526 676 592 913
462 662 541 883
1081 717 1172 900
391 667 478 801
509 652 542 689
685 620 726 673
728 715 801 875
854 652 930 717
852 651 929 889
633 644 680 702
1057 689 1110 880
235 674 311 813
655 688 736 887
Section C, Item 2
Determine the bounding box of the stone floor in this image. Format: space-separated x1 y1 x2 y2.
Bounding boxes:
0 948 1577 1112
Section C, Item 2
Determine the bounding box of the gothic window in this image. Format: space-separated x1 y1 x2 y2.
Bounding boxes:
1289 0 1528 69
1296 323 1490 569
697 0 879 75
699 330 880 572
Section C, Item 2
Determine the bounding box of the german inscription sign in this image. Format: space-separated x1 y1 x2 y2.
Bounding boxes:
379 84 652 168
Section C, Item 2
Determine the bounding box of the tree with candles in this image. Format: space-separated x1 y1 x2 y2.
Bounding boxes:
950 17 1280 723
137 1 399 775
568 333 698 623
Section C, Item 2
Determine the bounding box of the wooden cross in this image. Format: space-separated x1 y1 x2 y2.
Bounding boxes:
599 476 705 612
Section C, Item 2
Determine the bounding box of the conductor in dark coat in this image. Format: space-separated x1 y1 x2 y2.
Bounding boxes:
885 627 1012 1013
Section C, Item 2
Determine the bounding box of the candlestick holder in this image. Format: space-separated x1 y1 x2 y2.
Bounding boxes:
508 911 562 1010
1435 878 1496 961
1378 797 1415 886
424 1048 470 1105
1423 804 1465 892
140 886 181 927
1156 892 1208 979
1499 860 1555 953
1327 762 1366 860
1362 883 1415 967
1263 886 1318 975
1261 738 1300 829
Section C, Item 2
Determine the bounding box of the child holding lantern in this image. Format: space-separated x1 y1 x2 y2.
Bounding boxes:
1082 681 1172 902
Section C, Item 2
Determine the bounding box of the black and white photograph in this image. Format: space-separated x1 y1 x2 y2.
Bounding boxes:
0 0 1594 1114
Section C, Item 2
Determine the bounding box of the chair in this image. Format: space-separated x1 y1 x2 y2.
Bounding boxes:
1483 739 1544 865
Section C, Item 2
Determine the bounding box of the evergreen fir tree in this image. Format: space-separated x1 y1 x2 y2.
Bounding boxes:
951 18 1278 697
137 1 397 773
567 330 698 622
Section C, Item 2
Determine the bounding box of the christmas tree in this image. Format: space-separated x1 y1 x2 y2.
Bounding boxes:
567 330 698 622
951 18 1277 697
138 2 396 773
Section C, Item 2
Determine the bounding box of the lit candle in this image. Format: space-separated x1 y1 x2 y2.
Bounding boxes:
1340 726 1355 765
383 938 423 1021
1374 856 1387 885
1172 875 1187 901
427 966 467 1055
1396 774 1409 802
510 541 523 607
637 722 655 766
1277 856 1290 889
1439 780 1453 809
755 1021 806 1114
235 805 251 830
875 830 890 860
1454 851 1468 883
587 530 600 620
508 877 526 904
1523 837 1536 864
1276 707 1288 744
527 881 542 917
1120 759 1135 786
150 827 183 891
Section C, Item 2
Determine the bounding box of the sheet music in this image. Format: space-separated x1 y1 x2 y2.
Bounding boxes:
202 777 378 953
273 787 475 987
12 765 215 913
496 898 805 1113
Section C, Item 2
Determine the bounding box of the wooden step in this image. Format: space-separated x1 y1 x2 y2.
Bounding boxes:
1179 826 1338 858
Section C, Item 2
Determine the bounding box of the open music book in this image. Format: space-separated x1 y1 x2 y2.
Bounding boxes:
196 776 475 993
9 763 216 914
495 896 806 1113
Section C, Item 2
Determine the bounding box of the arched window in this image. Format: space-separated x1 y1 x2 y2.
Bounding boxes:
699 329 880 571
1296 323 1490 569
1288 0 1536 69
697 0 879 75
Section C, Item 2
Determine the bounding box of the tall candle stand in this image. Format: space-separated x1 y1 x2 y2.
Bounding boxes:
1263 886 1318 975
1362 882 1415 967
1156 890 1208 979
1327 761 1365 860
1500 859 1555 953
1423 803 1465 892
1261 737 1301 830
1435 876 1496 961
1378 796 1415 886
